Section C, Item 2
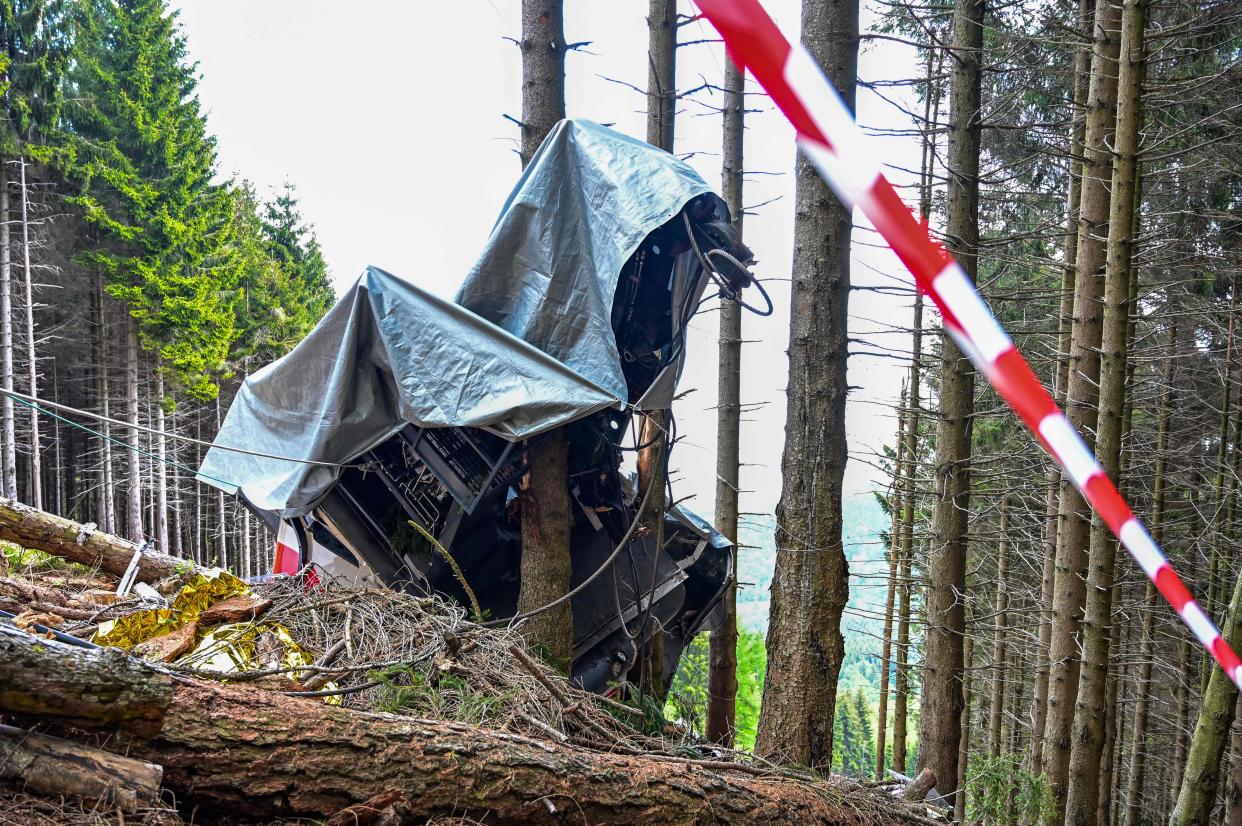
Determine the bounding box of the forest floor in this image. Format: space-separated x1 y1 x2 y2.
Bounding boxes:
0 508 945 825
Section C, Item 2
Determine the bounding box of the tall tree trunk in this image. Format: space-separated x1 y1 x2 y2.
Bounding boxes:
1173 638 1191 793
125 315 143 544
1122 322 1174 826
1206 285 1240 696
1228 697 1242 826
1031 0 1095 770
894 46 939 775
631 0 679 702
51 357 62 516
955 626 974 822
154 368 168 553
646 0 676 151
988 497 1009 760
194 412 203 565
1096 580 1124 826
214 394 227 569
876 386 906 778
18 160 39 511
893 510 912 774
0 163 15 501
753 0 857 771
94 275 115 535
517 1 566 168
1170 569 1242 826
1063 0 1143 819
514 0 573 670
917 0 982 796
706 55 744 747
172 462 184 559
1040 0 1123 814
518 429 573 669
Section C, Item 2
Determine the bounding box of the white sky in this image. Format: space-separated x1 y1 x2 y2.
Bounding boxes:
174 0 927 523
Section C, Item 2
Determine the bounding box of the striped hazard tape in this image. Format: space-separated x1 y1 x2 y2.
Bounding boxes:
693 0 1242 689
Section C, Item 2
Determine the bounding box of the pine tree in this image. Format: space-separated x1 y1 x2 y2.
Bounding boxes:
755 0 858 771
0 0 70 501
67 0 239 400
514 0 573 670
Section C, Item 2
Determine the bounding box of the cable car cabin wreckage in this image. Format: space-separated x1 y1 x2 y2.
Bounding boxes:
198 120 769 695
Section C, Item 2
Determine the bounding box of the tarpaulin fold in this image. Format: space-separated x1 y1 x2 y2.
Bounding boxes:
199 119 712 517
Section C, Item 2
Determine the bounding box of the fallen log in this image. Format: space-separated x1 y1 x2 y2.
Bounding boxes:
0 498 185 584
0 723 162 811
0 624 926 825
900 768 936 802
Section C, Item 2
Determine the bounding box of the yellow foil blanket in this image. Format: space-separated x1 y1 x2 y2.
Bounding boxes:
92 569 338 704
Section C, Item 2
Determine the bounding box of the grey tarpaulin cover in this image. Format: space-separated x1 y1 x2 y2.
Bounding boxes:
198 119 712 516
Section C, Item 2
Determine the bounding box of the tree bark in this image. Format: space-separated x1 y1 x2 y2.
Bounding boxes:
646 0 677 151
155 368 168 554
1173 638 1191 794
876 388 905 779
1170 569 1242 826
517 429 573 669
893 46 937 773
1031 0 1095 769
706 54 744 747
917 0 982 797
125 314 143 544
1063 1 1143 820
0 162 15 500
754 0 857 772
0 625 925 826
1227 693 1242 826
955 626 973 822
1041 0 1123 815
514 0 574 671
1122 323 1174 826
893 506 912 774
0 724 162 811
214 393 227 569
630 0 679 703
987 497 1009 760
95 274 115 536
0 496 183 582
18 160 39 511
517 1 565 168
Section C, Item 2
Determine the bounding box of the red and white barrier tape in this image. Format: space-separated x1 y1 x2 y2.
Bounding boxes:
694 0 1242 689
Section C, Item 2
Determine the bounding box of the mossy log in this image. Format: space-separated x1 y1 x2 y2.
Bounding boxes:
0 624 922 825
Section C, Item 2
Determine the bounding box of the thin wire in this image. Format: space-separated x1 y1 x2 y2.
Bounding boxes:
0 387 358 468
6 392 240 490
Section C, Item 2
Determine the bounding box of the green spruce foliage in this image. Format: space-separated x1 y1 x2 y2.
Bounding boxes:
63 0 332 398
0 0 71 160
67 0 236 397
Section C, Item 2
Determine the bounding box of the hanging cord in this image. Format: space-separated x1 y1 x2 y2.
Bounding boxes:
681 211 773 317
486 458 659 629
0 387 361 469
627 411 677 663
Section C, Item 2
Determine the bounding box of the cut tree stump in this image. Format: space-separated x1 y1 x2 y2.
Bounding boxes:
0 723 163 811
0 624 925 825
0 498 185 583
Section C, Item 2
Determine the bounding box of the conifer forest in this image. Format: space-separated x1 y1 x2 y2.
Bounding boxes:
0 0 1240 825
